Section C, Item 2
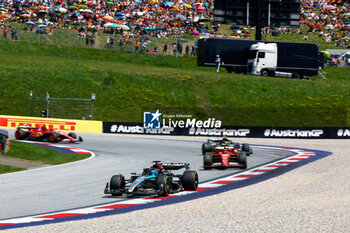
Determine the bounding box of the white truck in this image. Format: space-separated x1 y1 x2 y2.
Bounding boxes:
198 38 324 79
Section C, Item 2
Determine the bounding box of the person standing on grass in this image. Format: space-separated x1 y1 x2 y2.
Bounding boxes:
135 40 140 52
3 27 8 40
215 55 221 72
110 38 114 50
106 36 110 48
14 29 18 41
142 41 147 53
185 44 189 56
163 43 168 54
11 28 15 40
119 39 124 51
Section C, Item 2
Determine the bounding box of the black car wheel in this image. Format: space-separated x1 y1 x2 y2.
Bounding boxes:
49 132 59 143
156 174 170 196
110 175 125 196
68 132 77 139
15 129 26 140
202 143 212 155
242 143 250 153
203 152 213 170
238 151 247 169
182 170 199 191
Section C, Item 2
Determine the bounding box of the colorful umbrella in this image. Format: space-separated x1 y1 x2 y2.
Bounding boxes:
325 5 336 10
325 24 335 30
59 8 67 13
121 25 130 30
103 15 114 20
184 4 192 8
107 2 114 6
78 5 88 9
196 5 205 10
103 23 113 27
26 21 36 25
164 1 175 6
110 24 120 28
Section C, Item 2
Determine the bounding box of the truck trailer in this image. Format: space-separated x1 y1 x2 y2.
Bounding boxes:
197 38 324 79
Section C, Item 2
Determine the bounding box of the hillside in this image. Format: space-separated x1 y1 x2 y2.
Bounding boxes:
0 39 349 126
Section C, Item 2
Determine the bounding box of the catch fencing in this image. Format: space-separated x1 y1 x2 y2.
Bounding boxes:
30 92 95 120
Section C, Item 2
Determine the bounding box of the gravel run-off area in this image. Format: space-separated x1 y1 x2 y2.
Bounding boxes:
3 136 350 233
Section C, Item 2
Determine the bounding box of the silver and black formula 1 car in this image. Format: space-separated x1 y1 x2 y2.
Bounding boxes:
201 137 253 156
104 161 199 197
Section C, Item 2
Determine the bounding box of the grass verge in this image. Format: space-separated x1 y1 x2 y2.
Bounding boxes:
3 141 90 165
0 164 25 174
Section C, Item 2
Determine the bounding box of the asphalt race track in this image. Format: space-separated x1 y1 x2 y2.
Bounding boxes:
0 132 295 221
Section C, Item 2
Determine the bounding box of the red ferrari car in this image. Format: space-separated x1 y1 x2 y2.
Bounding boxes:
203 145 247 169
14 125 83 143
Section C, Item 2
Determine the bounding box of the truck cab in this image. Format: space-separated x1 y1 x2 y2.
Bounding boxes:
247 43 277 76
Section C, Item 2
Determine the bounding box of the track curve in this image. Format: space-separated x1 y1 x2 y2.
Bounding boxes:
0 132 294 221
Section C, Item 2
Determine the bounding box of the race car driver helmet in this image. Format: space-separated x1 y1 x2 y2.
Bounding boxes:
221 141 230 146
150 170 158 176
222 136 229 141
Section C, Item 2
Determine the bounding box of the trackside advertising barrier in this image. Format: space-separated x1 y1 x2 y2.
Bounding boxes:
0 115 102 133
103 122 350 139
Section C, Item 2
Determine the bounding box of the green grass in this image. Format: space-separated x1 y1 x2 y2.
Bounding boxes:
0 164 25 174
9 22 346 52
4 141 90 165
0 37 349 126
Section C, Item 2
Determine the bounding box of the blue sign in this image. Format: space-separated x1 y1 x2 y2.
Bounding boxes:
143 110 161 129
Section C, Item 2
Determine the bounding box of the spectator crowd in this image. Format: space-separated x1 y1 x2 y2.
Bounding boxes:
0 0 349 51
0 0 215 49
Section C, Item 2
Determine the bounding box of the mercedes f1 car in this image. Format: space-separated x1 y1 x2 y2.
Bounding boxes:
201 137 253 156
14 125 83 143
104 161 199 197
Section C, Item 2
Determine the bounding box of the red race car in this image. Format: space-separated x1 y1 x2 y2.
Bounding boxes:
203 145 247 170
14 125 83 143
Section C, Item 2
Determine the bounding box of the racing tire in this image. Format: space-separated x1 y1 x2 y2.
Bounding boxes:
15 129 26 140
156 174 170 196
261 69 269 77
202 143 212 155
49 132 59 143
110 175 125 196
203 152 213 170
68 132 77 139
242 143 251 155
78 136 83 142
182 170 199 191
238 151 247 169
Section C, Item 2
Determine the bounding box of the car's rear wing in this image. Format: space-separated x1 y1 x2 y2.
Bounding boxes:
17 125 34 129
